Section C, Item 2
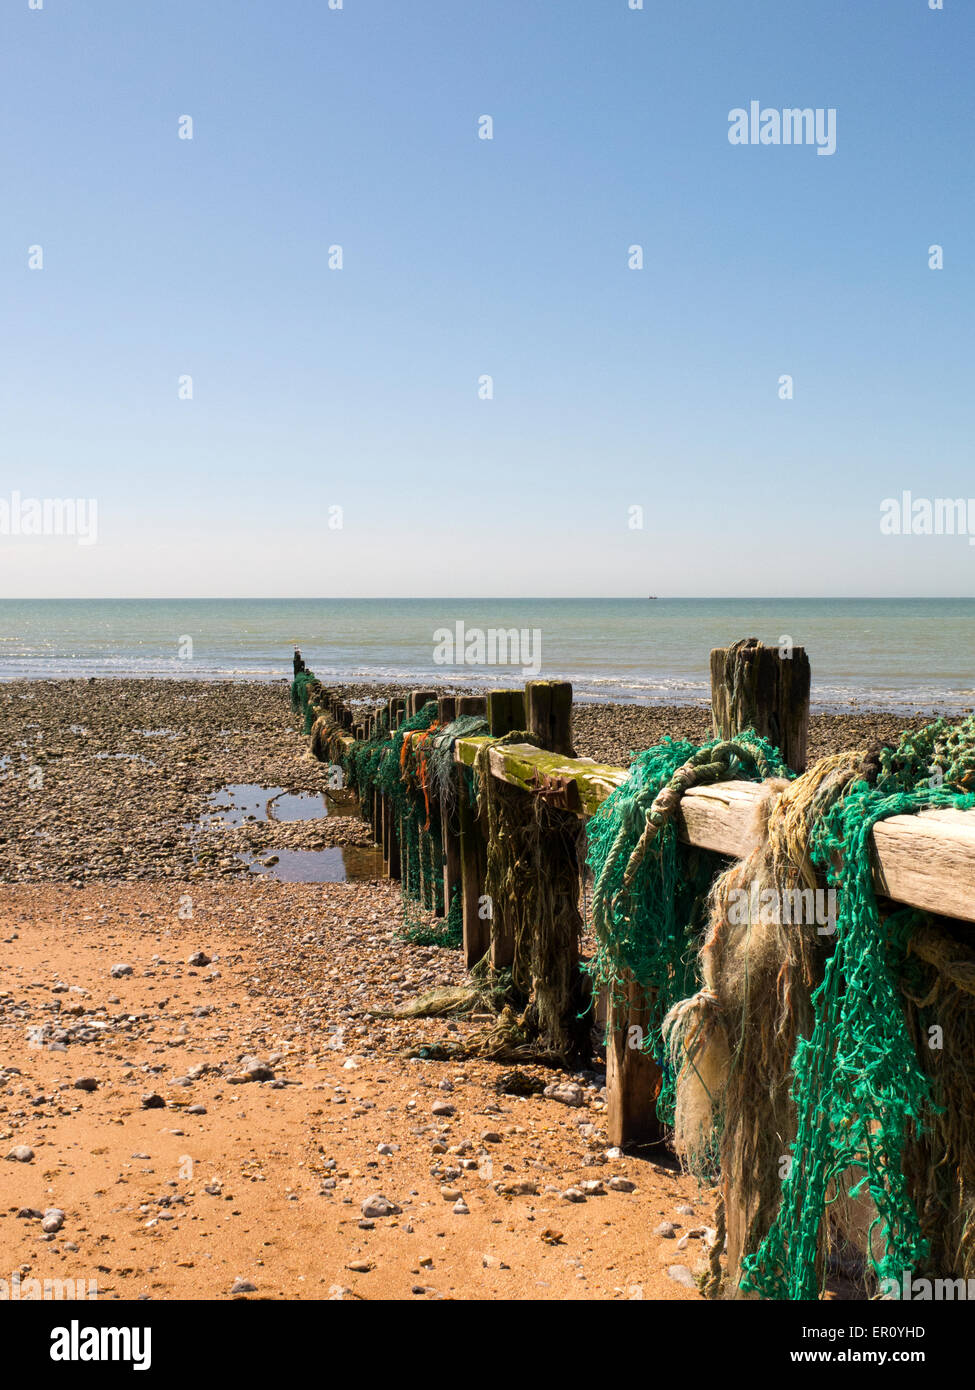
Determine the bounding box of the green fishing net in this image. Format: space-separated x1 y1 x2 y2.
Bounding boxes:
740 718 975 1300
585 731 791 1125
290 669 320 733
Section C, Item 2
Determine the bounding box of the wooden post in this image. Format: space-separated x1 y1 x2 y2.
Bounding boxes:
522 679 587 1056
455 695 487 718
403 691 437 906
606 980 664 1147
710 637 810 773
408 689 438 719
386 796 400 880
438 698 461 920
458 764 489 967
486 689 526 968
386 700 405 881
525 680 574 756
452 696 490 964
604 631 812 1148
709 639 811 1239
486 688 525 738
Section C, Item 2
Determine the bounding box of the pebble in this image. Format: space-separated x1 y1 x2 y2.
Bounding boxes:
667 1264 696 1288
543 1082 584 1107
141 1093 166 1109
654 1222 677 1238
230 1277 257 1295
562 1187 586 1203
5 1145 34 1163
110 964 133 978
431 1101 455 1117
360 1194 401 1219
73 1077 98 1091
452 1199 470 1215
236 1056 275 1082
479 1130 502 1144
187 951 211 966
42 1208 65 1234
608 1176 636 1193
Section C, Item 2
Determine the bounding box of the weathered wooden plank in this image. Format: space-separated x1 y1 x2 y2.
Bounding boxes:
453 739 975 924
871 808 975 924
454 737 627 816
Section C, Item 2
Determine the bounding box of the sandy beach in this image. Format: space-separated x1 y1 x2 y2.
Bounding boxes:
0 679 936 1300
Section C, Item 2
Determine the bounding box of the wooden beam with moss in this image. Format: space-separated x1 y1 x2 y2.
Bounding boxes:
453 737 975 926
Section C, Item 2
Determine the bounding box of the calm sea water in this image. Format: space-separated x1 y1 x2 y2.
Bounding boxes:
1 598 973 713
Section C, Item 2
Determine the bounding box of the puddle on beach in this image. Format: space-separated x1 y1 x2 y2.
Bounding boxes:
238 845 384 882
190 783 378 881
195 783 351 828
269 790 334 822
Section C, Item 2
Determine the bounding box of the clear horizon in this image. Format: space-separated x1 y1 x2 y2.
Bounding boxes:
9 595 975 603
4 596 973 712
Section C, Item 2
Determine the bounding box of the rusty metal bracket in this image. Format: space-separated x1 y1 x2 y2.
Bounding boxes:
530 768 582 812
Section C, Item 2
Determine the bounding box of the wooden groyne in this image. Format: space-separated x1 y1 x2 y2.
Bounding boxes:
292 645 975 1127
292 643 975 1298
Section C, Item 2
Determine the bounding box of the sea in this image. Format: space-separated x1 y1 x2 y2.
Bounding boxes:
1 597 973 714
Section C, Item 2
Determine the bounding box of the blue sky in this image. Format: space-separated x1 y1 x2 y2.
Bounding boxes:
2 0 973 597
